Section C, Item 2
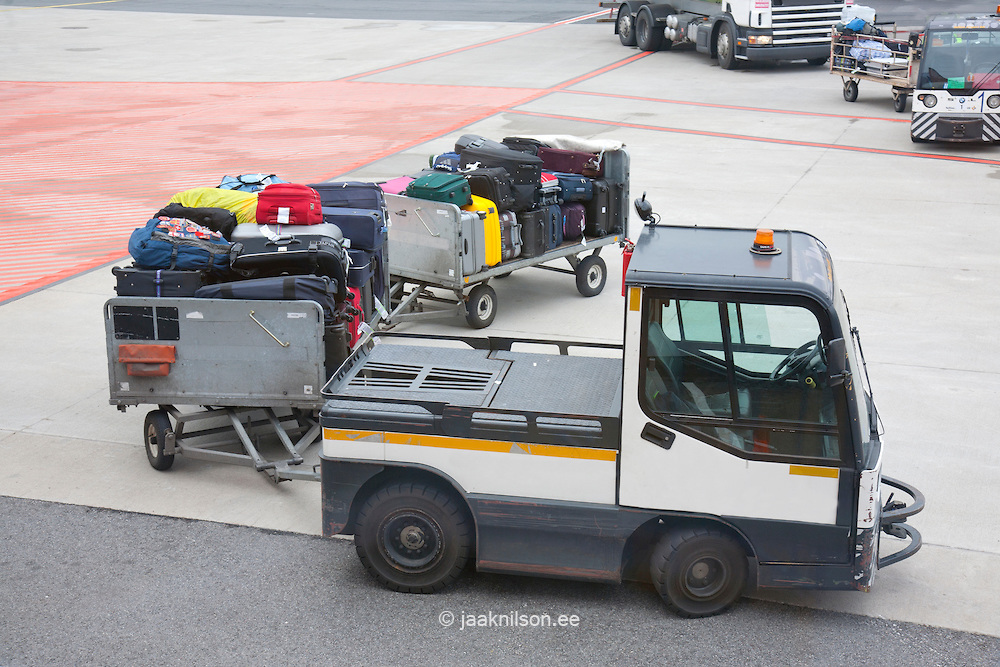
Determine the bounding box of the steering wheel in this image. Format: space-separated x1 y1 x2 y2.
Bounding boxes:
770 335 824 382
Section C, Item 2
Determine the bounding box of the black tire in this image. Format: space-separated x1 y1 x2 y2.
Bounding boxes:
893 92 908 113
807 57 828 67
716 22 738 70
144 409 174 471
575 255 607 297
617 4 637 47
649 528 748 618
354 482 473 593
465 283 497 329
843 80 859 103
636 8 664 52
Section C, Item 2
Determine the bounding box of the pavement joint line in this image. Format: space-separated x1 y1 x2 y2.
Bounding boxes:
0 0 127 11
508 108 1000 166
563 88 913 123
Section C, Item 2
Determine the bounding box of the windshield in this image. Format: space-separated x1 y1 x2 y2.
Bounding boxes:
918 28 1000 90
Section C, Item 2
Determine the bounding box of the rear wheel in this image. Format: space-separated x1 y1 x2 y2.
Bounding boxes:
636 8 664 52
650 528 748 618
354 482 473 593
807 56 829 66
144 409 174 471
893 91 909 113
843 79 859 103
617 4 637 47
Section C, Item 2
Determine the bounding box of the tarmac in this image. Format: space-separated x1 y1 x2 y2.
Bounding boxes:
1 3 1000 639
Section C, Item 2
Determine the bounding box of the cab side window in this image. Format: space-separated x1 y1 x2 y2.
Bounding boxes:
643 297 841 461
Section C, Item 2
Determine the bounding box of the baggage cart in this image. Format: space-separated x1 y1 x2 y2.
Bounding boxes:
830 26 921 112
105 295 341 483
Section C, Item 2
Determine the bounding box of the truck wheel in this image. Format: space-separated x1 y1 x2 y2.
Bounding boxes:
636 8 664 52
144 409 174 471
465 283 497 329
807 57 828 67
716 22 738 70
617 4 637 46
354 482 473 593
575 255 607 297
843 80 859 103
650 527 748 618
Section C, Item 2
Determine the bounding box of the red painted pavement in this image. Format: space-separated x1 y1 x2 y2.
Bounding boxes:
0 80 541 303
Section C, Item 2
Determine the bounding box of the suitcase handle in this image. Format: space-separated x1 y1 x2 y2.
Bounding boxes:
266 237 302 248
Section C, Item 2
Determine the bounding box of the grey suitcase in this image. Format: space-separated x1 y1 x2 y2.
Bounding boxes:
498 211 522 261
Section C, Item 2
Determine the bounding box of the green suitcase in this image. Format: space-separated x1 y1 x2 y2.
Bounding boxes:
404 172 472 206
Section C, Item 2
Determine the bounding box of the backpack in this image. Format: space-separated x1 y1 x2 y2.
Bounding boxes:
128 217 232 273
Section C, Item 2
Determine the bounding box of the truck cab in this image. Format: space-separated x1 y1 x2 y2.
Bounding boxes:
319 222 922 617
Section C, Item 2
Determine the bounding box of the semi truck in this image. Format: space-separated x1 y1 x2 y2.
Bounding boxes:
318 212 923 617
911 11 1000 142
602 0 848 69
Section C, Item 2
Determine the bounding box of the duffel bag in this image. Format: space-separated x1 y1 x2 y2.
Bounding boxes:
194 275 338 323
128 217 231 274
218 173 287 193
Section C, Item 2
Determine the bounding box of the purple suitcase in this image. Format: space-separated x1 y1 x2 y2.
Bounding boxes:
537 147 604 176
560 203 585 241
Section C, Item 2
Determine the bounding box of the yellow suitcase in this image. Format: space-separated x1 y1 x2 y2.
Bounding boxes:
462 194 502 268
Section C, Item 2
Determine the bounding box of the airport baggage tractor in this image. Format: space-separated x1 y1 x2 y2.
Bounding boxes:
112 266 206 297
462 194 502 269
498 211 522 261
321 207 386 251
537 147 603 176
404 172 472 206
307 181 386 213
549 172 593 202
560 203 585 241
229 235 348 301
194 274 339 322
463 166 516 211
518 208 548 259
255 183 323 226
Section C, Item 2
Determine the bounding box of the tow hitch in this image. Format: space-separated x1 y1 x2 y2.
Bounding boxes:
878 476 926 568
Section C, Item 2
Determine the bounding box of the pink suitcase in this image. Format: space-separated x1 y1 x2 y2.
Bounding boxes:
255 183 322 225
379 176 415 195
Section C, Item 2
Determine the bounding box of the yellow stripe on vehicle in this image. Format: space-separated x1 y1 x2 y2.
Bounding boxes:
789 465 839 479
323 428 617 461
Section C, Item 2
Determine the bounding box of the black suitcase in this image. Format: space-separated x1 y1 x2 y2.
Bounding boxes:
195 275 339 322
543 204 563 249
229 235 348 301
464 167 516 211
519 209 548 258
584 179 625 238
307 181 386 214
457 140 542 212
501 136 545 155
112 266 205 297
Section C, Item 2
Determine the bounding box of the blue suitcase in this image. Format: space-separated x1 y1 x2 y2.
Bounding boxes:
321 206 387 251
550 172 593 202
308 181 386 214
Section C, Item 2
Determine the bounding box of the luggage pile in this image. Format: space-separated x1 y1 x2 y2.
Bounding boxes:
114 175 390 374
383 134 627 270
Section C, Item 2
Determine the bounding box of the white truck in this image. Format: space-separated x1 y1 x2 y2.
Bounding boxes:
318 215 923 617
604 0 848 69
911 11 1000 143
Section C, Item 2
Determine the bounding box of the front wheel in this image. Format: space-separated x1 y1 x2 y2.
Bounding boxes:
575 255 607 297
650 528 748 618
354 482 473 593
465 283 497 328
716 22 738 70
635 8 664 52
144 409 174 471
843 79 859 103
893 91 909 113
617 5 637 47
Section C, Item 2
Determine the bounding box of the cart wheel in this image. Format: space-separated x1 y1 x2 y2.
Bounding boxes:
843 80 859 103
576 255 607 297
465 283 497 329
144 409 174 471
893 92 909 113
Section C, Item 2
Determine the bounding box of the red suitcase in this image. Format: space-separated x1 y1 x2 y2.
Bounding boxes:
537 147 604 176
255 183 322 226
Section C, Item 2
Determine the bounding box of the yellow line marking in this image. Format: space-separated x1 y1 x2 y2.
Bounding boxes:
323 428 617 462
1 1 129 11
789 465 839 479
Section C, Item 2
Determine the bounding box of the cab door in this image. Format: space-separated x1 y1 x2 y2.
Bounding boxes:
618 287 855 563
